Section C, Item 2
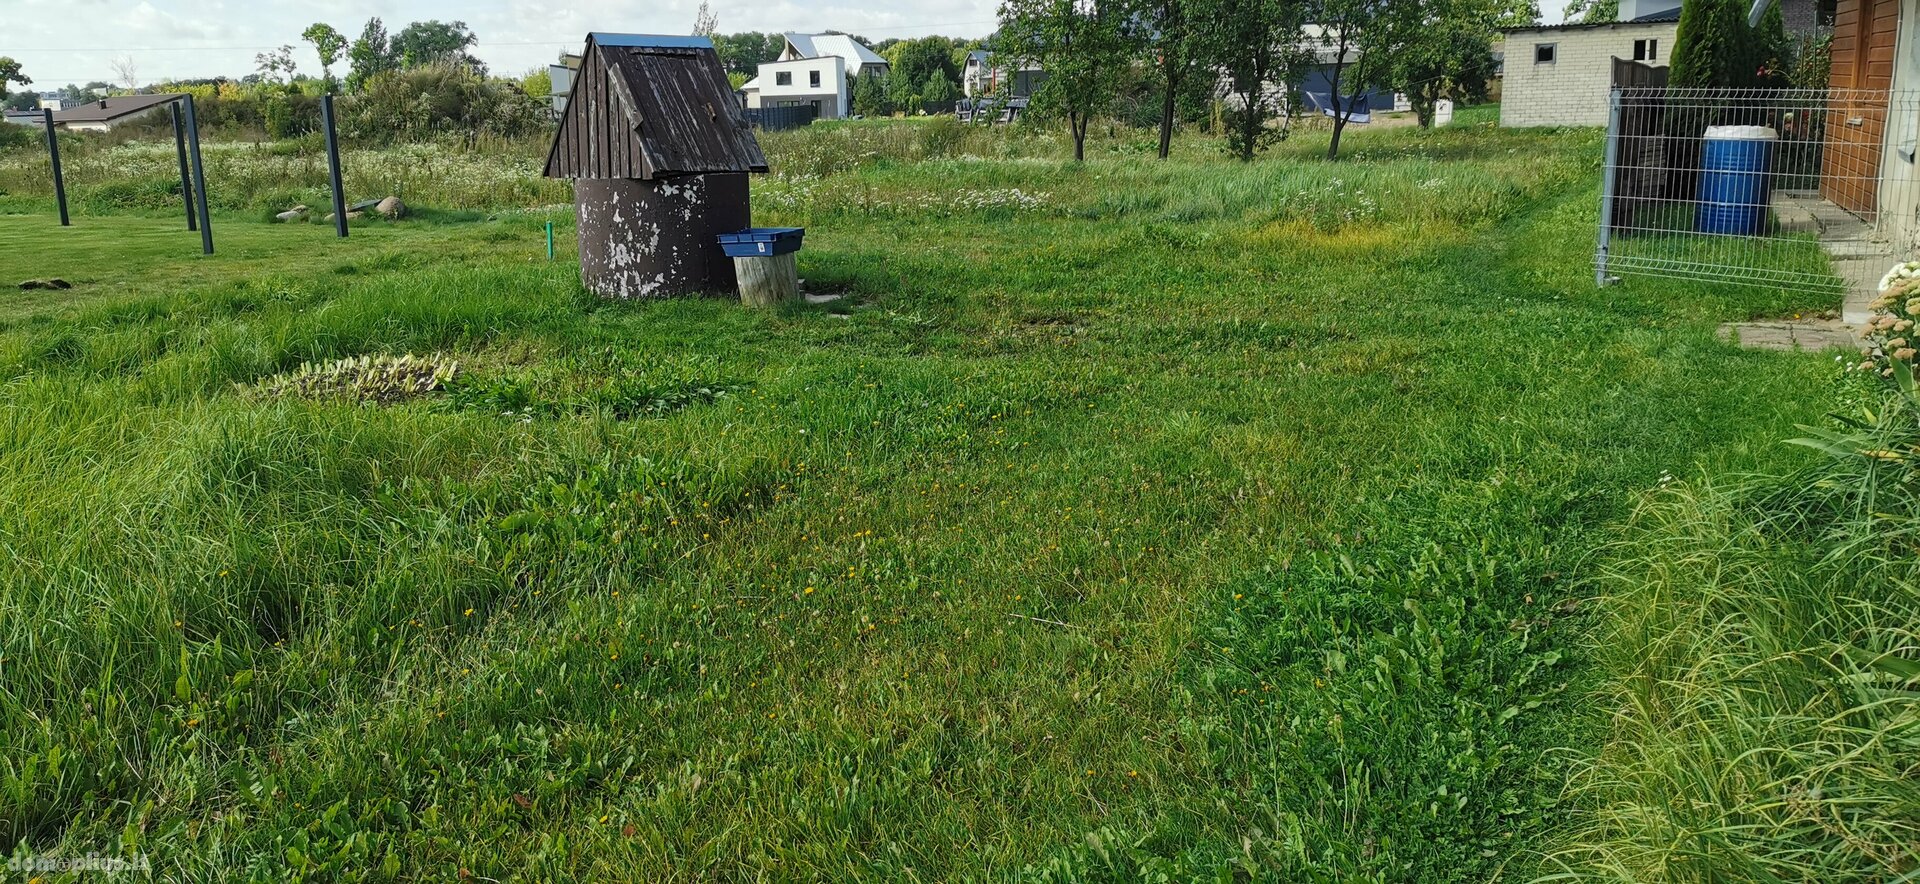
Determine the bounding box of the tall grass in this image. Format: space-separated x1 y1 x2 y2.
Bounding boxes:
1548 382 1920 881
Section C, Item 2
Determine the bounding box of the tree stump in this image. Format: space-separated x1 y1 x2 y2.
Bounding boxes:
734 253 799 307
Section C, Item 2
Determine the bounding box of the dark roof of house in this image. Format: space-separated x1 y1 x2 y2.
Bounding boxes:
1504 9 1679 32
544 33 766 180
52 93 184 124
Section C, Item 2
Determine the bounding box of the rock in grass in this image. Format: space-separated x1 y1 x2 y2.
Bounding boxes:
19 278 72 290
323 211 365 223
275 206 309 223
375 196 407 219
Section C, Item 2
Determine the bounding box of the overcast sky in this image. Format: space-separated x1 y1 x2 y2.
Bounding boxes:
6 0 1569 90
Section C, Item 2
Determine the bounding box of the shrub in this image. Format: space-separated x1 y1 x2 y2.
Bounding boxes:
341 64 546 144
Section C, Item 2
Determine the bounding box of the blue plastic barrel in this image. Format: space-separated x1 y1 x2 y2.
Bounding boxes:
1694 125 1778 236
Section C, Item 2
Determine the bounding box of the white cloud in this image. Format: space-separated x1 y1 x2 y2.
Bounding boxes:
4 0 999 88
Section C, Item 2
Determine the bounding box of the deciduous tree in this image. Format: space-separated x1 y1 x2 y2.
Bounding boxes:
392 20 483 73
302 23 348 93
1192 0 1311 161
346 18 397 93
998 0 1135 160
0 58 29 102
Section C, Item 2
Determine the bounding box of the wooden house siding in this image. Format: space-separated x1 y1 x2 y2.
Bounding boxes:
1824 0 1900 216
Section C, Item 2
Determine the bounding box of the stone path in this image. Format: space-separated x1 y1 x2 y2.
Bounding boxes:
1719 191 1889 353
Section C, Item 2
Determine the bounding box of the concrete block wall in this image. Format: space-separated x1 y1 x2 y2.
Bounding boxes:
1501 22 1681 127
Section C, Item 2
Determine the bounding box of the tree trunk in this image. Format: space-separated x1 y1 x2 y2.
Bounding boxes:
1072 111 1088 161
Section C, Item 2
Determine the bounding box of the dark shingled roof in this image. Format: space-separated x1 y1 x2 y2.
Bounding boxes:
544 34 767 181
53 93 184 124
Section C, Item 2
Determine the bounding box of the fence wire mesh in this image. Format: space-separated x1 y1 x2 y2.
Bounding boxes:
1597 86 1920 296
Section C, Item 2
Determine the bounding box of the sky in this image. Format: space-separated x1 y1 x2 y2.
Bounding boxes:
5 0 1571 91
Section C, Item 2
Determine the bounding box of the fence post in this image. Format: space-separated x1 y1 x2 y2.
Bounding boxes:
322 94 348 239
183 96 213 255
170 102 196 231
42 109 68 227
1596 87 1622 287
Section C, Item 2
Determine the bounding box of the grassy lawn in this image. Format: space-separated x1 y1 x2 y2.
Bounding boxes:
0 115 1843 880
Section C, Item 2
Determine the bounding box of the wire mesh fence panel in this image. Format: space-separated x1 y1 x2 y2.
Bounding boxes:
1595 86 1920 296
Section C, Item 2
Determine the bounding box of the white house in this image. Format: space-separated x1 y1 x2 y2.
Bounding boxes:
740 33 888 119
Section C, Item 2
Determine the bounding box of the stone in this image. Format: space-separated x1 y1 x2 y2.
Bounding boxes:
323 211 365 223
375 196 406 219
19 278 72 290
1718 320 1860 352
274 207 308 222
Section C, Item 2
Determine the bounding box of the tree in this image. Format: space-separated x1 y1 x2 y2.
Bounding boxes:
254 44 298 84
110 56 140 93
521 68 552 99
1130 0 1202 159
998 0 1136 161
392 20 483 73
0 57 29 102
346 18 397 93
886 70 921 114
924 70 957 106
1669 0 1755 87
693 2 719 38
1561 0 1618 22
1751 0 1793 86
302 23 348 93
1312 0 1403 160
852 71 890 116
1384 0 1530 127
1192 0 1311 161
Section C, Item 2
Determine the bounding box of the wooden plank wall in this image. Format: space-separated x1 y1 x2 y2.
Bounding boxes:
1823 0 1897 216
544 44 646 180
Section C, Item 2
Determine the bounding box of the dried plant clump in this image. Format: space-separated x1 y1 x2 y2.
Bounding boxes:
245 353 459 404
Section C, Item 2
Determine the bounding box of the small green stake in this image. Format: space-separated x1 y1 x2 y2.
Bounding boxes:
545 221 554 260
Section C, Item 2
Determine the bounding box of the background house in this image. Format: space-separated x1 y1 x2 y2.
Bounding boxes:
1502 0 1827 128
50 94 184 132
962 51 1046 99
1499 0 1682 127
740 33 887 119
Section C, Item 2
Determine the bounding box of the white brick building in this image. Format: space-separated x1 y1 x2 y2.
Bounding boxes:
1500 14 1680 127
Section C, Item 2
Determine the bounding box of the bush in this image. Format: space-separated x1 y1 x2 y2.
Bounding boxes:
341 64 546 144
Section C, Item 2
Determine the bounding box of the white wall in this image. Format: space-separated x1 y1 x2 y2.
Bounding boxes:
1500 21 1680 127
1878 0 1920 252
754 56 847 118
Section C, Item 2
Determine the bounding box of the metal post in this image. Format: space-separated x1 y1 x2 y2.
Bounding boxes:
546 221 554 260
170 103 196 231
321 94 348 239
1596 86 1622 287
183 96 213 255
42 109 68 227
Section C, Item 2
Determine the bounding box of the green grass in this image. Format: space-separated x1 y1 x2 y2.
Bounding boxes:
0 116 1847 880
1544 382 1920 882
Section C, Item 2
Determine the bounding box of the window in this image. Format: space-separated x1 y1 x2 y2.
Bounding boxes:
809 70 821 88
1633 38 1658 61
1534 43 1556 64
776 71 792 86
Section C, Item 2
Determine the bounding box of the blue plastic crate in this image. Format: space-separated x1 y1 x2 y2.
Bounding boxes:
717 227 805 258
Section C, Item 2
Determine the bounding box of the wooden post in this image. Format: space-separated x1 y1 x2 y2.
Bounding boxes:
734 253 799 306
42 109 68 227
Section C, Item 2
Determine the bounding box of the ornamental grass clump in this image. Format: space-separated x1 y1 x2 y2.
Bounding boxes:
245 353 458 404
